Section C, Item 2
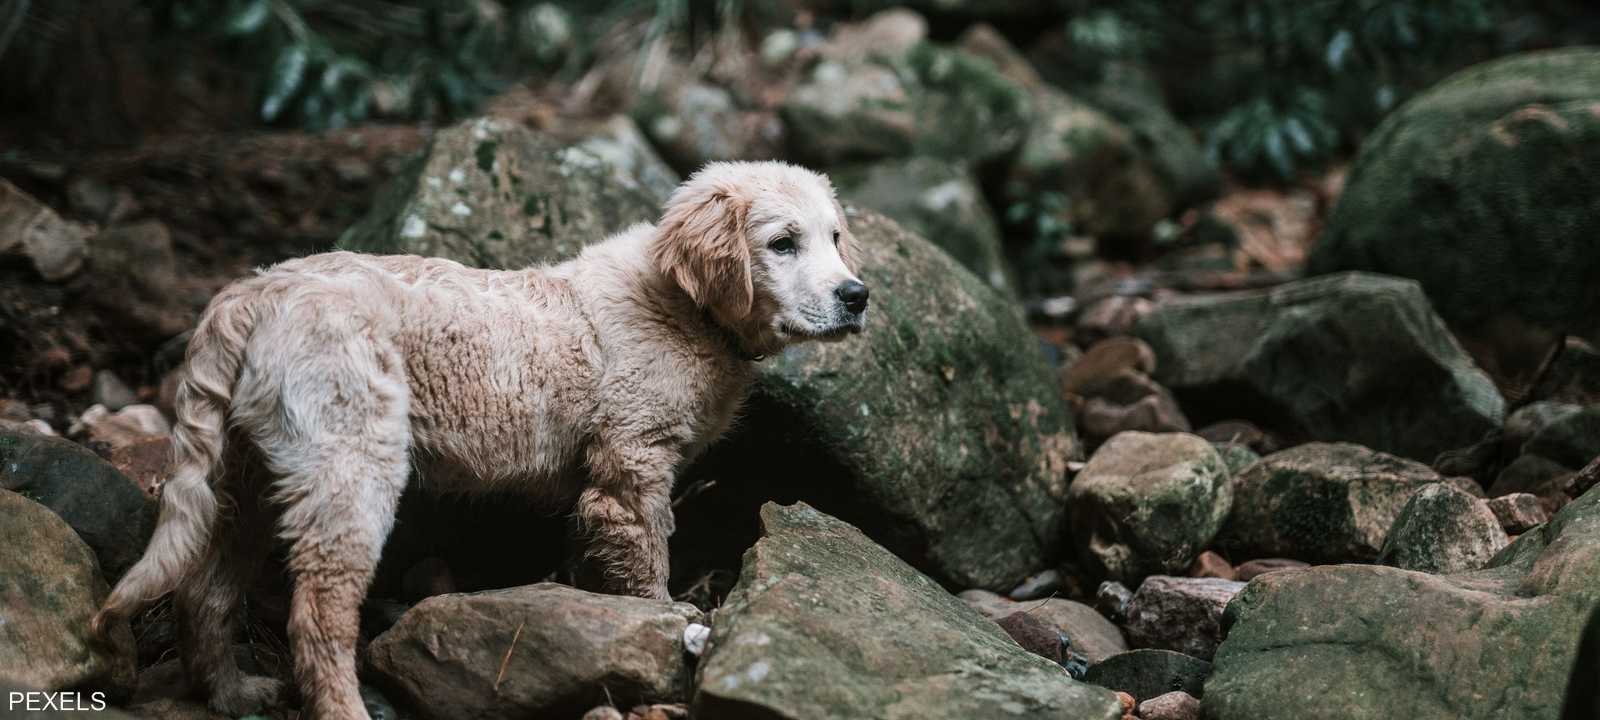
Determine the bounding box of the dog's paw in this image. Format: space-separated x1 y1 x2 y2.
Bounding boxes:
210 675 286 716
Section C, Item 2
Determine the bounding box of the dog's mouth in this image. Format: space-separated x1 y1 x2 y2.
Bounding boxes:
781 319 864 341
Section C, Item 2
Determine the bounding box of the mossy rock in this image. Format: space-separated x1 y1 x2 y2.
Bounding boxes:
676 208 1078 592
1311 48 1600 354
830 157 1014 295
1206 477 1600 719
1377 482 1507 575
693 503 1122 719
782 41 1031 165
338 116 659 267
1134 272 1504 462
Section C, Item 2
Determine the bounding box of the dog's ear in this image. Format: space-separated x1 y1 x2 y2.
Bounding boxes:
651 182 754 319
832 198 863 275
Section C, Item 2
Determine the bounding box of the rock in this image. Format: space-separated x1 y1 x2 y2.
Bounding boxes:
1135 273 1504 462
1062 338 1157 399
583 708 625 720
1122 576 1243 661
1211 443 1260 478
1378 483 1508 574
1532 337 1600 405
1074 296 1155 346
695 503 1121 718
339 116 660 268
0 489 135 696
781 12 1031 164
959 589 1129 664
1008 568 1063 601
1503 401 1582 450
1068 432 1231 582
1489 454 1575 512
82 221 193 343
1486 493 1550 534
997 611 1065 664
1137 691 1200 720
1188 551 1235 581
91 371 137 411
1232 558 1308 582
102 436 173 496
626 704 688 720
366 583 701 719
1522 406 1600 470
1217 443 1445 564
1083 649 1209 702
1310 49 1600 378
572 115 682 204
635 83 784 176
830 157 1012 294
1096 581 1133 623
0 178 89 281
675 209 1079 592
1195 420 1275 454
1205 479 1600 719
1080 394 1191 442
72 404 170 450
0 428 157 580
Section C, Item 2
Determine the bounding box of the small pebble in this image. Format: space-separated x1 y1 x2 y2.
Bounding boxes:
1096 580 1133 622
1137 691 1201 720
683 622 710 656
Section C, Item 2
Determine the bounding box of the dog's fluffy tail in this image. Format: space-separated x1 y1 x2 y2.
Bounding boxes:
92 286 257 637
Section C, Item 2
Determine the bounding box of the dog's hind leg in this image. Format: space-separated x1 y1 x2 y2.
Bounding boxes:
176 444 284 715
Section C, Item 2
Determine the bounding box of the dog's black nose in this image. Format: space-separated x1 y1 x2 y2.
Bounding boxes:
835 280 869 315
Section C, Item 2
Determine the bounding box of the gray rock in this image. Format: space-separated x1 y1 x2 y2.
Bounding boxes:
339 116 660 267
1503 401 1583 450
1205 479 1600 719
1378 483 1508 574
830 157 1013 294
1096 580 1133 623
694 503 1122 719
1068 432 1231 582
1134 273 1505 462
366 583 701 719
572 115 682 204
1212 442 1260 478
1522 405 1600 470
0 428 157 581
90 371 137 412
781 12 1031 165
0 178 89 281
1486 493 1550 534
1489 454 1575 511
958 589 1129 664
1138 691 1200 720
676 209 1079 592
1310 49 1600 368
1218 442 1445 564
0 490 136 697
1082 649 1209 701
1122 576 1244 661
635 83 784 175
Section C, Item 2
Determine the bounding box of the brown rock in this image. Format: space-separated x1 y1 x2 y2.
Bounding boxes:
1075 296 1156 346
996 611 1063 664
1232 558 1309 581
1123 576 1244 661
1485 493 1550 534
626 704 688 720
0 178 90 281
1063 337 1158 398
1137 691 1201 720
102 435 173 495
959 589 1129 663
1116 691 1137 715
1080 394 1191 441
1188 551 1236 581
1491 453 1575 513
1194 420 1273 452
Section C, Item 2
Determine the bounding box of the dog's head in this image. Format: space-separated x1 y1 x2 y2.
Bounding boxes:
650 161 867 354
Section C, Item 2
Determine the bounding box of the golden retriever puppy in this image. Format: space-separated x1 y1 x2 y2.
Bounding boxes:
92 161 868 720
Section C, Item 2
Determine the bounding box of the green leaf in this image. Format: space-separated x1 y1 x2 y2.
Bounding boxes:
261 43 309 122
223 0 270 36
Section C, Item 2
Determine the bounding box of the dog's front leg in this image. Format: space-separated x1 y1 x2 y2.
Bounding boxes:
577 439 676 599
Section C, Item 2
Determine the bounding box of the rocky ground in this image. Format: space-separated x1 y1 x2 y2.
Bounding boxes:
1 6 1598 720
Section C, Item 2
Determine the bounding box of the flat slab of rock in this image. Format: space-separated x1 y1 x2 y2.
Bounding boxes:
1134 272 1504 462
367 583 702 720
959 589 1128 663
694 503 1121 719
1082 649 1209 702
1122 576 1243 661
1206 479 1600 719
0 489 135 696
1218 442 1446 564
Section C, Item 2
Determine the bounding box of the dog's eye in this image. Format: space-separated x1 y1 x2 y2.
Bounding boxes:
832 230 841 245
769 235 797 255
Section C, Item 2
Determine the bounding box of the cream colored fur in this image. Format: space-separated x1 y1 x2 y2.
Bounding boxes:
92 161 866 720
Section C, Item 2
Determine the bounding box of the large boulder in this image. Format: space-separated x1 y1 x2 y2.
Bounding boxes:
366 583 701 719
0 428 157 581
339 116 660 267
676 209 1079 592
1067 432 1231 583
1310 49 1600 376
830 157 1013 295
1205 479 1600 720
0 489 136 697
1217 443 1446 564
693 503 1122 719
1377 483 1508 574
1134 273 1505 462
780 11 1031 165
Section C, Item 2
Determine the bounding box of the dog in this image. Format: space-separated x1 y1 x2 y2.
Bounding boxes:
91 161 868 720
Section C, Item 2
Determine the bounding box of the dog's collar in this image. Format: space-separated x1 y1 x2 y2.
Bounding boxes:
705 310 767 363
